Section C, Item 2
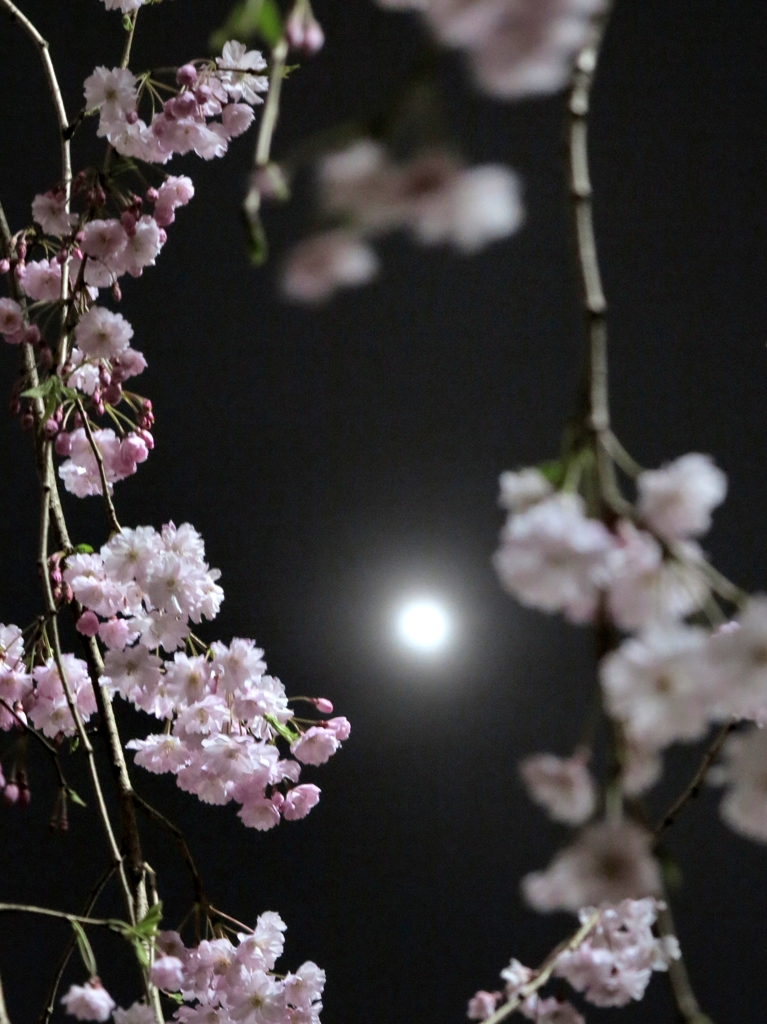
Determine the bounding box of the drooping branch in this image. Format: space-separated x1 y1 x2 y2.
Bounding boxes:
0 903 122 931
75 397 122 535
255 39 289 168
39 866 118 1024
479 911 600 1024
0 968 11 1024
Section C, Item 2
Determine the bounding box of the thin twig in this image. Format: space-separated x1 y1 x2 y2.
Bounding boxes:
75 398 122 534
133 792 206 905
480 911 600 1024
38 453 134 918
654 720 738 838
0 0 73 366
0 903 123 931
38 866 117 1024
0 696 68 790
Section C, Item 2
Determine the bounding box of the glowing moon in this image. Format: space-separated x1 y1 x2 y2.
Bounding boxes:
396 599 450 653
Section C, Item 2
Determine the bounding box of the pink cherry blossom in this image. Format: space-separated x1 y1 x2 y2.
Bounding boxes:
20 258 61 301
0 298 23 338
467 991 500 1020
498 468 553 512
281 230 380 303
521 820 661 914
32 191 77 236
75 306 133 359
216 41 269 104
291 727 340 765
519 751 596 825
150 954 185 990
637 453 727 541
283 784 321 821
61 980 116 1021
494 493 614 623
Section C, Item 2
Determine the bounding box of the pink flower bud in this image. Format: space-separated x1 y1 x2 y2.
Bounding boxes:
76 610 100 637
54 431 73 456
75 230 85 243
103 383 122 405
3 783 19 806
126 109 139 125
162 98 178 121
38 346 53 370
20 412 34 431
173 92 198 118
23 324 40 345
314 697 334 714
176 63 199 88
120 211 137 238
44 416 59 438
0 259 10 274
194 84 211 104
111 282 122 303
56 247 69 264
145 187 159 203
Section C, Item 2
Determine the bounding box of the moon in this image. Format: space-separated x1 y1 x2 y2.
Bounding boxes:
395 599 451 653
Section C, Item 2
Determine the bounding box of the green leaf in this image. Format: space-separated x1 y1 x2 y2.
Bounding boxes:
536 459 566 487
66 787 87 808
133 901 163 938
210 0 283 50
71 920 98 978
73 543 95 555
264 713 299 742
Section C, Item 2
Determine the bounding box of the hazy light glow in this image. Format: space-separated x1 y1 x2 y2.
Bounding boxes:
396 599 450 653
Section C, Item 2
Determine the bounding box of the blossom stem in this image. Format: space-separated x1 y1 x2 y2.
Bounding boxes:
653 720 738 838
74 397 122 534
38 865 118 1024
255 39 289 167
479 911 600 1024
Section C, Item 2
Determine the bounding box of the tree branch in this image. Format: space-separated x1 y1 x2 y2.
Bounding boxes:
38 866 118 1024
0 903 122 931
654 720 738 838
74 397 122 534
479 911 600 1024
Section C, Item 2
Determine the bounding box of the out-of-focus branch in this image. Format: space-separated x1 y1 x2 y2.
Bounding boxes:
656 896 714 1024
255 39 289 167
654 720 738 838
0 903 122 931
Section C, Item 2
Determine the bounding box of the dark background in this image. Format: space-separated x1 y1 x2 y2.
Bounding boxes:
1 0 767 1020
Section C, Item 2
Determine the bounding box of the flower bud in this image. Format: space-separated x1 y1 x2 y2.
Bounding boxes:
126 109 139 125
145 187 159 204
194 84 212 104
76 610 100 637
54 431 73 456
20 411 34 431
3 783 19 806
23 324 40 346
313 697 334 714
173 92 198 119
176 63 199 88
121 211 137 238
0 259 10 275
44 416 59 438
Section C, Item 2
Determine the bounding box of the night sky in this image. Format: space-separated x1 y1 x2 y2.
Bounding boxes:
2 1 767 1021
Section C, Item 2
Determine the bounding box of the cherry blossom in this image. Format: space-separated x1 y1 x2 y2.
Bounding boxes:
216 41 269 105
75 306 133 359
553 899 679 1007
113 1005 157 1024
29 654 97 738
493 492 613 622
521 820 661 914
637 453 727 541
31 191 77 236
0 297 23 339
498 468 553 513
714 726 767 842
281 230 380 303
519 751 596 825
19 258 61 301
600 625 713 749
60 979 116 1021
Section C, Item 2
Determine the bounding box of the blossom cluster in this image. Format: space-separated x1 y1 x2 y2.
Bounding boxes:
84 41 265 167
376 0 609 99
60 521 347 829
61 913 325 1024
467 898 679 1022
282 140 524 303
